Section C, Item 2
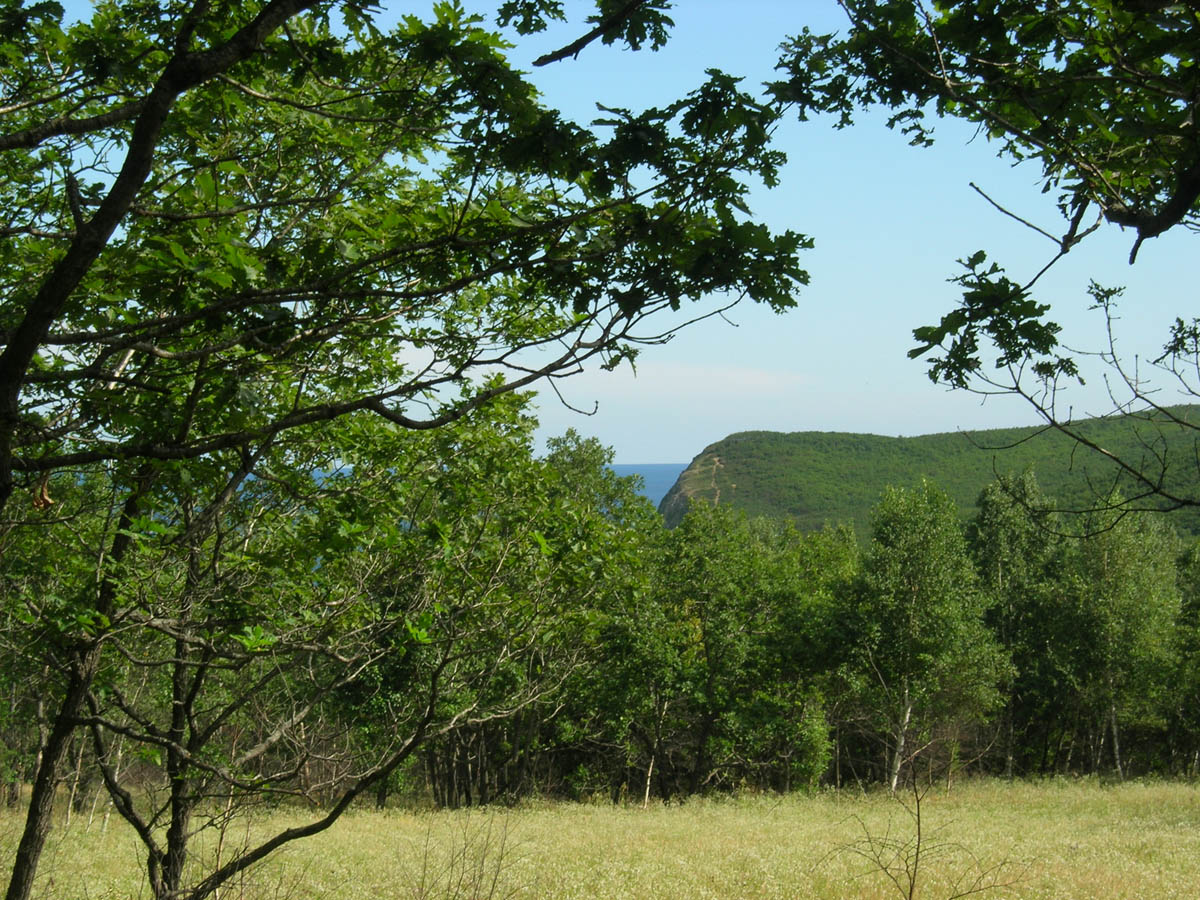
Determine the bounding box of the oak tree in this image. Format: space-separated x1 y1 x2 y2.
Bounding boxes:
0 2 807 896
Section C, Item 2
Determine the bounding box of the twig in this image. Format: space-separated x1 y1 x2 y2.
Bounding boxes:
969 182 1059 245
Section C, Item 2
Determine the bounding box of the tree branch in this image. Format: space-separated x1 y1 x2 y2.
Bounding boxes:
0 0 323 514
532 0 648 66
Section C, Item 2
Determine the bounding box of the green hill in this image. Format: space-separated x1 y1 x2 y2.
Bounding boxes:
658 406 1200 537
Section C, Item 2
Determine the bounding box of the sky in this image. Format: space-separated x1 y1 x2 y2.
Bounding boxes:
448 0 1194 463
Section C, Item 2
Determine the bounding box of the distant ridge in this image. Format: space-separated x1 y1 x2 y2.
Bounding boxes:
658 406 1200 537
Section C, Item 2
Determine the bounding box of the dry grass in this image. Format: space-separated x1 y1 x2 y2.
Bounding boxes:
4 779 1200 899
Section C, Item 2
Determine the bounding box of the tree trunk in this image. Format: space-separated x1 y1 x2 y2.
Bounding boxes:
1003 698 1015 780
6 473 149 900
889 697 913 794
65 737 85 826
5 649 101 900
641 752 655 810
1110 704 1124 780
1061 729 1075 774
1091 723 1106 774
690 715 714 796
157 612 198 900
834 726 841 790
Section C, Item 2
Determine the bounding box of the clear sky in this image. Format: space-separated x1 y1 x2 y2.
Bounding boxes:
455 1 1193 463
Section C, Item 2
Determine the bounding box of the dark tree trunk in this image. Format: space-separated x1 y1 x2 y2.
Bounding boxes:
5 476 146 900
5 650 100 900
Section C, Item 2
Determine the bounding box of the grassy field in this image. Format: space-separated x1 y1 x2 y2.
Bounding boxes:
5 779 1200 899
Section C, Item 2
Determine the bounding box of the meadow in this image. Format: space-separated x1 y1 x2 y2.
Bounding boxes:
8 779 1200 899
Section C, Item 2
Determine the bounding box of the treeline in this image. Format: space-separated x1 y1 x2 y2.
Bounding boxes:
414 468 1197 805
2 403 1197 859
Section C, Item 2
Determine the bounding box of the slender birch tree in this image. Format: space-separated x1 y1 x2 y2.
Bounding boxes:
848 480 1007 792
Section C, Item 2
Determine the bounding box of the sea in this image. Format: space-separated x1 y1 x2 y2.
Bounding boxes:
609 463 687 509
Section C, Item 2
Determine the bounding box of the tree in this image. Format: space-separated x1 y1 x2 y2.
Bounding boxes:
0 396 656 900
841 480 1007 791
1063 496 1180 776
574 505 842 802
413 428 661 807
775 0 1200 516
0 0 806 515
592 503 769 802
968 471 1064 776
1168 540 1200 774
737 522 855 792
0 3 809 896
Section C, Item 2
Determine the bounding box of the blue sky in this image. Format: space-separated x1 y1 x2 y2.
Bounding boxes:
458 1 1193 463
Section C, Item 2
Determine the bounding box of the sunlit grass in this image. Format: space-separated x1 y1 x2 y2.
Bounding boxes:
5 779 1200 899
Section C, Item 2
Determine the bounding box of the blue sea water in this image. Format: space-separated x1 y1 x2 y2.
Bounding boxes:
609 463 687 509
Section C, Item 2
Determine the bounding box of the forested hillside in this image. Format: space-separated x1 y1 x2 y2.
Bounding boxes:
659 406 1200 536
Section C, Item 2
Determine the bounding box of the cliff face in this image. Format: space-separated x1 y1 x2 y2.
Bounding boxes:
657 449 724 527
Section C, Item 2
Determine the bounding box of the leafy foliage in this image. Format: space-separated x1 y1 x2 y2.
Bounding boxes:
839 480 1007 790
773 1 1200 515
0 0 809 516
777 1 1200 247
